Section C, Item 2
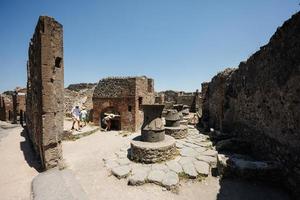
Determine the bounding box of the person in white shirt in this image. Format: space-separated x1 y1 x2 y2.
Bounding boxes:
71 105 81 131
80 107 88 127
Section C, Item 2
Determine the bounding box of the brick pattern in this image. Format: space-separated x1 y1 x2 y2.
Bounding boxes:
92 76 155 132
26 16 64 170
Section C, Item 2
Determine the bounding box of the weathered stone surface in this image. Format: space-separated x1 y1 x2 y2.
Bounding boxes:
217 154 282 182
201 12 300 197
178 157 196 166
131 164 151 175
166 160 183 173
112 165 131 179
201 149 218 157
175 142 184 149
104 160 119 169
32 169 88 200
165 126 188 139
196 155 218 168
182 163 197 178
162 171 179 189
148 170 166 185
26 16 63 170
194 147 207 153
92 76 155 132
130 135 177 163
128 170 148 186
180 147 198 157
194 160 210 176
117 158 131 166
152 163 169 172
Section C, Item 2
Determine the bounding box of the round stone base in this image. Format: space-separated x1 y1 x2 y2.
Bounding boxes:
130 135 177 163
165 125 188 139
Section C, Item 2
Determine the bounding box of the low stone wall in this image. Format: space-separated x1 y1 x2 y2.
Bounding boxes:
130 135 177 163
201 12 300 196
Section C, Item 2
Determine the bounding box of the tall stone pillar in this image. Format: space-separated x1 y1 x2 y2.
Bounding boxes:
26 16 64 170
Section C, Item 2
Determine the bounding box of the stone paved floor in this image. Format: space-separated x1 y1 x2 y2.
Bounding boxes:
103 127 217 190
63 126 291 200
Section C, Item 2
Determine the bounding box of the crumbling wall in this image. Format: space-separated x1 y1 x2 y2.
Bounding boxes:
201 12 300 196
26 16 64 170
158 90 202 112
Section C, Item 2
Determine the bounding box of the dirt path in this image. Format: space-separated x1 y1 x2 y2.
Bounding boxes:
0 125 39 200
63 130 290 200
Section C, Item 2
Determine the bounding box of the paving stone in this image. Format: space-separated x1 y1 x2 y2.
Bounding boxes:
194 160 210 176
183 142 199 148
105 160 119 169
201 149 218 157
112 165 131 179
175 142 185 149
131 164 151 175
182 163 198 178
194 147 207 153
180 147 198 157
178 157 196 166
196 155 218 168
162 171 179 189
117 158 131 166
128 170 148 186
148 170 166 185
198 141 213 148
152 163 169 173
166 160 183 173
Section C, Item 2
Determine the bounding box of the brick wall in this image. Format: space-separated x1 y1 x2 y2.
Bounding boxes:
92 76 155 132
26 16 64 170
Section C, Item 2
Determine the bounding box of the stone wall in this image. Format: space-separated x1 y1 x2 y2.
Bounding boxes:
26 16 64 170
201 12 300 196
157 90 202 112
0 95 13 121
92 76 155 132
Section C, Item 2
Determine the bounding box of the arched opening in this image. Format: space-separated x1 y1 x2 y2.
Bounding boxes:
100 107 121 130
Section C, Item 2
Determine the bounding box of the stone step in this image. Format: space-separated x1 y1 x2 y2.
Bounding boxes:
217 154 282 182
31 168 88 200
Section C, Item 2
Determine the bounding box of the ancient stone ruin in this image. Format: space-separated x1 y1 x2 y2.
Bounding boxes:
201 12 300 196
164 109 188 139
130 104 177 163
92 76 155 132
156 90 202 112
0 94 13 121
26 16 64 170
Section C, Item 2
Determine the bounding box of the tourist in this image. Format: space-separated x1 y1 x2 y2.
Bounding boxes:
102 113 119 131
80 107 88 127
71 105 81 131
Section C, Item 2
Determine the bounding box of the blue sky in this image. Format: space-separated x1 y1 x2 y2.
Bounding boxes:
0 0 299 92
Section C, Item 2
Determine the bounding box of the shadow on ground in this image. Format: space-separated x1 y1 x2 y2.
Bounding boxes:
20 128 42 172
216 178 291 200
